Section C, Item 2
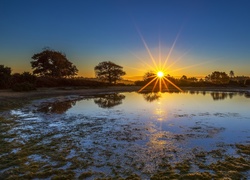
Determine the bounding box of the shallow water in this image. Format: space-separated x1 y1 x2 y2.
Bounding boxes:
68 91 250 146
1 91 250 179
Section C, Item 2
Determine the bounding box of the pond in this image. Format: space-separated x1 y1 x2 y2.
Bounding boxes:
0 91 250 179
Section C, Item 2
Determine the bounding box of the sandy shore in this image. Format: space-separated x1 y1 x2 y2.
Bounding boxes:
1 86 250 101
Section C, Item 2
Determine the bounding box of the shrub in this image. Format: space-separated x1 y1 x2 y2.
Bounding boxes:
0 65 12 89
12 82 36 92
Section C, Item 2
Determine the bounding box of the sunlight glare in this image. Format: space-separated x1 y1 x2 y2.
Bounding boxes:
157 71 164 78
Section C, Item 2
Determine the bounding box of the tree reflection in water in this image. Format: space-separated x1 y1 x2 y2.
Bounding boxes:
245 92 250 98
142 92 161 102
211 92 228 100
37 99 79 114
94 93 125 108
210 92 239 101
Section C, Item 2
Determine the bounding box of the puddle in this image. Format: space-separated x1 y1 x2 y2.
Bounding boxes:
0 91 249 179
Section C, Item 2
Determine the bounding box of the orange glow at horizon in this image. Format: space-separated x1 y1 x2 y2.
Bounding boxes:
136 27 184 93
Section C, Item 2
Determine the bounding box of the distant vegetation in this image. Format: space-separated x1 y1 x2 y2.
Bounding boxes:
0 48 129 91
0 48 249 91
135 70 250 88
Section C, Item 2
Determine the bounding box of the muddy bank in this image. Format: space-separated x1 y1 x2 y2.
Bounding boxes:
0 86 138 100
1 85 250 99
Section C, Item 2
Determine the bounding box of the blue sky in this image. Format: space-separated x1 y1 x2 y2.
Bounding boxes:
1 0 250 80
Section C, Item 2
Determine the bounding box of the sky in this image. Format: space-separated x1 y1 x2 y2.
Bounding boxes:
1 0 250 80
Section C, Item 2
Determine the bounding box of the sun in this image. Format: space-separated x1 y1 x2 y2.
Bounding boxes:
134 27 188 93
157 71 164 78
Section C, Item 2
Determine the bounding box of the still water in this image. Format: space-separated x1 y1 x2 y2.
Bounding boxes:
2 91 250 178
67 91 250 148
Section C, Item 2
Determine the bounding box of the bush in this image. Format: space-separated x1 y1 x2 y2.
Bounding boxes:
35 77 108 87
12 82 36 92
0 65 12 89
11 72 37 87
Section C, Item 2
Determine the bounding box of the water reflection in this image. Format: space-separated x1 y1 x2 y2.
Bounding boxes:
142 92 161 102
36 91 249 115
37 99 80 114
245 92 250 98
141 91 241 102
211 92 228 100
210 92 239 100
94 93 125 108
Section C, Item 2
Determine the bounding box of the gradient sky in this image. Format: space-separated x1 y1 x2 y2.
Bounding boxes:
1 0 250 80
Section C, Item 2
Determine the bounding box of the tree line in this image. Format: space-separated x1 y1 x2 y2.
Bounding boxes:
1 48 249 91
135 70 250 88
0 48 126 91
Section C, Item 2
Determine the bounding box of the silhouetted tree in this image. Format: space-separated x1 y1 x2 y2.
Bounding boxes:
0 65 11 89
31 48 78 78
143 71 155 81
229 70 234 79
179 75 189 86
209 71 230 84
205 75 211 82
94 61 126 84
180 75 187 80
188 77 198 82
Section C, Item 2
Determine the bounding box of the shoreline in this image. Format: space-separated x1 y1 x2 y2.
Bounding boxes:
0 86 250 100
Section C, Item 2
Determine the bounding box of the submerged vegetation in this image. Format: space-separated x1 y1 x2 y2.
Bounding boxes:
0 111 249 179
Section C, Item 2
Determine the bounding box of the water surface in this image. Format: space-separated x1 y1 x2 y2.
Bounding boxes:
1 91 249 179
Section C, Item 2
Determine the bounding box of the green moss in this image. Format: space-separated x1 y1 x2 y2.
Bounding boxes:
125 174 141 180
175 160 191 174
78 171 93 179
180 172 212 180
51 171 75 180
151 166 179 180
208 156 250 179
236 144 250 155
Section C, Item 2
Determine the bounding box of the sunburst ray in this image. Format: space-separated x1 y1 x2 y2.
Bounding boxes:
138 76 158 93
136 27 159 71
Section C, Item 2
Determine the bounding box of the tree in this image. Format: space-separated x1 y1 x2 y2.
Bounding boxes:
180 75 187 80
143 71 155 82
31 49 78 78
94 61 126 84
0 65 11 89
188 77 198 82
209 71 230 84
229 70 234 79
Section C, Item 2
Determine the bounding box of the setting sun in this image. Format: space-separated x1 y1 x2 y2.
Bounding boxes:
157 71 164 78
